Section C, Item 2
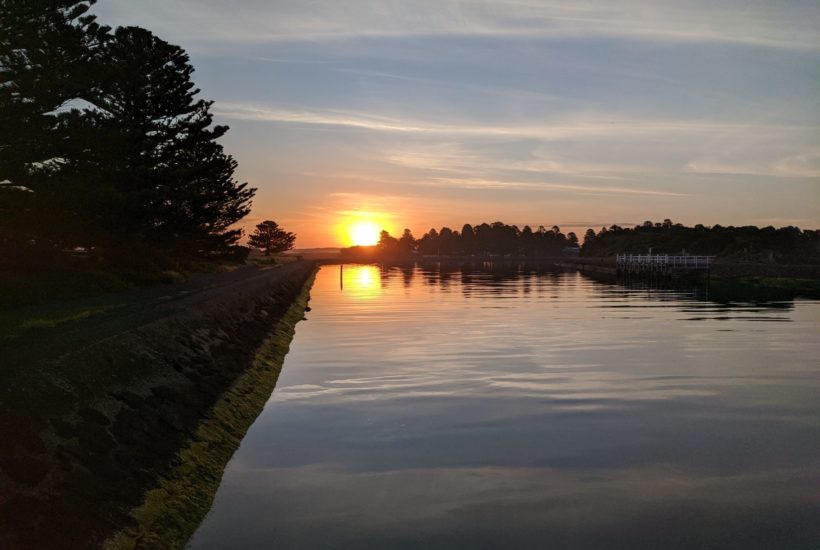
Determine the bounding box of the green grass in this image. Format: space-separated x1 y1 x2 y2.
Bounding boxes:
245 250 301 266
0 303 122 343
0 256 247 339
17 306 116 330
103 271 316 550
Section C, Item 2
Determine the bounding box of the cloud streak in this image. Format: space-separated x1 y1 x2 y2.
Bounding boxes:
96 0 820 50
686 150 820 179
418 177 687 197
213 103 816 141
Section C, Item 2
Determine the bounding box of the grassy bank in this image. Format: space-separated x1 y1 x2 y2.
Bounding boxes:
0 246 250 309
105 271 316 549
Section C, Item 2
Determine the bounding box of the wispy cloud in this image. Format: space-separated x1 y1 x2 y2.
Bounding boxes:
213 102 814 141
687 149 820 179
96 0 820 50
385 144 645 181
419 177 687 197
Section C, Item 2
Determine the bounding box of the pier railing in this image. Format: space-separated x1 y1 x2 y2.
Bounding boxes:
616 254 715 272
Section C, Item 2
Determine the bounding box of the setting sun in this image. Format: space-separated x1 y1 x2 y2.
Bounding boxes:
349 221 381 246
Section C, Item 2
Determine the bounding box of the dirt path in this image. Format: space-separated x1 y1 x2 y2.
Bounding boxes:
2 264 297 364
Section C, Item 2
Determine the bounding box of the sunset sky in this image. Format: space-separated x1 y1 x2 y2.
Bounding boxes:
95 0 820 248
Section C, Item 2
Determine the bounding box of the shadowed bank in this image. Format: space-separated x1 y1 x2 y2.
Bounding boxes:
0 263 315 549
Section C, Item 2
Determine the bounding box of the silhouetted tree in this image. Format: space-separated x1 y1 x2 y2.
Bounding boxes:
488 222 517 254
86 27 254 252
248 220 295 255
474 223 491 254
0 0 254 272
460 223 474 255
0 0 110 255
378 229 399 254
398 228 416 254
520 225 534 256
1 4 255 269
418 228 439 254
439 227 458 255
583 228 597 247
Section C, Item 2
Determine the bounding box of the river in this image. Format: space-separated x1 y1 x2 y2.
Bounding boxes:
188 263 820 549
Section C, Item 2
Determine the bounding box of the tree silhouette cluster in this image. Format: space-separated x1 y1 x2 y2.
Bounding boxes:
581 220 820 262
1 0 255 270
248 221 296 256
377 223 579 257
373 220 820 263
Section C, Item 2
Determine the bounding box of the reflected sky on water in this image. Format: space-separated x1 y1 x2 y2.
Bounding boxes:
189 264 820 550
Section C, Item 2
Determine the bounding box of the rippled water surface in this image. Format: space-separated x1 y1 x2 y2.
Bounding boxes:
189 264 820 549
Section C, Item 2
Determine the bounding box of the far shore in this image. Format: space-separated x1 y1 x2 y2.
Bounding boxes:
290 247 820 280
284 248 820 299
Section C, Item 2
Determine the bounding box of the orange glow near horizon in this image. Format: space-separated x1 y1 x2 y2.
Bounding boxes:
349 221 381 246
334 210 398 247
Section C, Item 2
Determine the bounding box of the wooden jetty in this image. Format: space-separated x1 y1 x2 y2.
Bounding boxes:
616 254 714 276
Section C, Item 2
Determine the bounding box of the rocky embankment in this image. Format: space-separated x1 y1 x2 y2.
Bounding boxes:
0 262 316 549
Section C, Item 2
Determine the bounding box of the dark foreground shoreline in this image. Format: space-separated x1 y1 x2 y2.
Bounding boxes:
0 262 317 549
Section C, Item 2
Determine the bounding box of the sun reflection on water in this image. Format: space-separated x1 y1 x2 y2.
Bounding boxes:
338 264 381 299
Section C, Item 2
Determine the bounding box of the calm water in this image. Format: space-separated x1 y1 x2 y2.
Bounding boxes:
189 264 820 550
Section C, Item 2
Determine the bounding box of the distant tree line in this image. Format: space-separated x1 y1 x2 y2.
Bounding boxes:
0 0 255 272
582 220 820 263
377 222 579 257
373 220 820 264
